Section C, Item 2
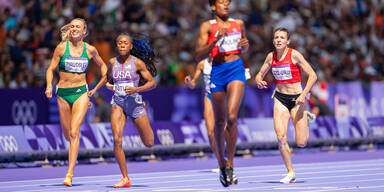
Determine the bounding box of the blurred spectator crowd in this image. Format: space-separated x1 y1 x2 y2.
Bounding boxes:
0 0 383 89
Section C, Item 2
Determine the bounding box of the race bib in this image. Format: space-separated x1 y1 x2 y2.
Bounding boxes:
65 57 88 73
217 32 241 53
272 64 293 80
114 82 134 96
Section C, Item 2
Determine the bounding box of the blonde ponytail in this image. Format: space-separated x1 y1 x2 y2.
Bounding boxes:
60 23 71 42
59 18 88 42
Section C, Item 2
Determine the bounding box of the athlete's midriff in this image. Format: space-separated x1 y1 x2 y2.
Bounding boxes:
275 82 303 95
57 72 87 88
212 54 240 64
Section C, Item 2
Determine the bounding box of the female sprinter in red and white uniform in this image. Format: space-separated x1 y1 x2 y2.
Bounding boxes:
255 28 317 184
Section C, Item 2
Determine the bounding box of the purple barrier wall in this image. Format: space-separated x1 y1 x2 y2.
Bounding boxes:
0 88 48 125
1 81 384 125
1 117 384 153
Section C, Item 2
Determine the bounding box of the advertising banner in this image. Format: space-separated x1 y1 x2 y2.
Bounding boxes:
1 116 383 153
0 88 48 125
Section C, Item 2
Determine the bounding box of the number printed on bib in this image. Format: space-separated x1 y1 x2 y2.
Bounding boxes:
65 57 88 73
217 32 241 53
114 82 134 96
272 64 293 80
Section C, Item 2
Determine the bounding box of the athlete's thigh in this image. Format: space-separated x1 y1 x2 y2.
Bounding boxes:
290 103 308 140
111 105 126 137
273 98 291 139
211 91 226 122
71 93 90 128
226 80 244 117
57 96 72 130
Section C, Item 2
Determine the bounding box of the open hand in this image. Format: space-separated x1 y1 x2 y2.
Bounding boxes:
125 86 138 95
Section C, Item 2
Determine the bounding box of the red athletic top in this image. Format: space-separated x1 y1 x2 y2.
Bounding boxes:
207 18 242 58
271 48 301 84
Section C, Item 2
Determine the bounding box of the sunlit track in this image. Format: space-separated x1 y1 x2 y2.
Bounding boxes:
0 151 383 192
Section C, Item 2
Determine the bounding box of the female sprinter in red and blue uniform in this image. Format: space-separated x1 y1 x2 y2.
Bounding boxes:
195 0 249 187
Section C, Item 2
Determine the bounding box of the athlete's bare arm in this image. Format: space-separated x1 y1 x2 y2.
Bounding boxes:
105 57 116 91
292 49 317 104
45 43 65 98
87 44 108 97
236 19 249 53
195 21 227 62
255 52 273 89
185 59 205 89
125 58 156 95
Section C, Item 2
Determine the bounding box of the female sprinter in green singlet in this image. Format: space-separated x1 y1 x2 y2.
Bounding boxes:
45 18 107 187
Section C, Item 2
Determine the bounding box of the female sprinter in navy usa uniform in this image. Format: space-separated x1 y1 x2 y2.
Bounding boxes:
106 33 156 188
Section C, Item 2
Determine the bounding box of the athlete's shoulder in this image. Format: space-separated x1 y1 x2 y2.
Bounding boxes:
109 57 117 65
133 56 146 70
55 41 66 50
54 42 66 55
133 56 144 64
200 20 212 28
291 48 302 57
233 18 245 26
85 42 96 51
266 52 274 61
85 43 100 57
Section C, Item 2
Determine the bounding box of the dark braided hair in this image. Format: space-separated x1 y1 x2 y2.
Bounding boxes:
117 33 157 86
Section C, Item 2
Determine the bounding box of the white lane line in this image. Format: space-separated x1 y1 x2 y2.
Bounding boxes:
299 184 384 192
1 158 383 186
129 172 384 192
3 157 384 183
10 174 384 192
1 162 384 190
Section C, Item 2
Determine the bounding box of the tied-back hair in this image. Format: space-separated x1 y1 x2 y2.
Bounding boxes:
208 0 231 6
273 27 290 40
60 18 88 42
118 33 157 86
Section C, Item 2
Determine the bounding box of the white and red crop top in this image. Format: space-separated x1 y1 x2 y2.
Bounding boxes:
271 48 301 84
207 18 242 58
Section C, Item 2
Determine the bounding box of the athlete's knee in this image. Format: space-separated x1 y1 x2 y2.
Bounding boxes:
296 139 307 148
69 131 79 141
113 135 123 148
226 114 238 127
277 136 288 148
215 119 226 129
143 137 154 148
62 130 70 141
63 134 70 141
207 129 215 138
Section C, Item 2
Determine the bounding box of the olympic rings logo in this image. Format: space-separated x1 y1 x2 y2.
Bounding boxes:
0 136 18 152
11 100 38 125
